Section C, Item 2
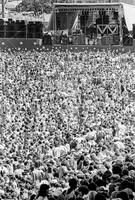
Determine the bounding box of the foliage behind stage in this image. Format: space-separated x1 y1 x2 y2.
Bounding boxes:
16 0 54 14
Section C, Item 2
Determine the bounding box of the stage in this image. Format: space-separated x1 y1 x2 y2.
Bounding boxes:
0 38 134 52
47 2 135 47
0 2 135 51
49 44 135 52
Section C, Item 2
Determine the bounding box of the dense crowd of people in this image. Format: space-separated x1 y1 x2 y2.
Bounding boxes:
1 48 135 200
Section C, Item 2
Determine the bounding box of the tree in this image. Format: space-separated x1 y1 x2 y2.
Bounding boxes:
16 0 53 14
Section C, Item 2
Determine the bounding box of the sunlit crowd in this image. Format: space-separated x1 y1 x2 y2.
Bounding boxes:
1 48 135 200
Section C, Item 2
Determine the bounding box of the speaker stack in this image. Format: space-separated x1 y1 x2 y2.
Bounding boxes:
113 34 120 45
15 20 26 38
27 21 43 38
43 34 52 45
27 22 36 38
6 19 15 38
35 22 43 38
0 19 43 39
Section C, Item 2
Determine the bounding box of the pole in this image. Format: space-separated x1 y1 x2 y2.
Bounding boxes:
119 4 123 47
53 7 56 45
26 21 28 39
85 12 87 44
67 11 69 47
4 21 6 38
54 9 56 35
2 0 4 19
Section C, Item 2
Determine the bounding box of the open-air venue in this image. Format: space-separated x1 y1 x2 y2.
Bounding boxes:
1 1 135 200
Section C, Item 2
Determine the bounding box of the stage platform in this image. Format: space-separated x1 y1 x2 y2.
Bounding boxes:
43 44 135 52
0 38 42 51
0 38 135 52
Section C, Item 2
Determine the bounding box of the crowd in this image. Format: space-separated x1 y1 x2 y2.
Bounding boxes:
1 48 135 200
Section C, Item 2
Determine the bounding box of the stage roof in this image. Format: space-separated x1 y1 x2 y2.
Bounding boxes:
54 2 120 7
54 0 135 5
54 2 120 11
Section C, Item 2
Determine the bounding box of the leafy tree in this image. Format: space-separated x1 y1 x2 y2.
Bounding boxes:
16 0 54 14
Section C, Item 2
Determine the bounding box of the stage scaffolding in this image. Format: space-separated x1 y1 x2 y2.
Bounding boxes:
49 2 124 46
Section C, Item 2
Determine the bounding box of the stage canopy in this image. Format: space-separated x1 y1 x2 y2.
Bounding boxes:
48 2 135 32
122 3 135 31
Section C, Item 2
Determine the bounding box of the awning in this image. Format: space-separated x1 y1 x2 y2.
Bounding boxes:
122 3 135 31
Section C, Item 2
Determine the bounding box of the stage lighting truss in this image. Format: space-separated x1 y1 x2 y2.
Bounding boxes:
55 7 119 13
97 24 119 34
